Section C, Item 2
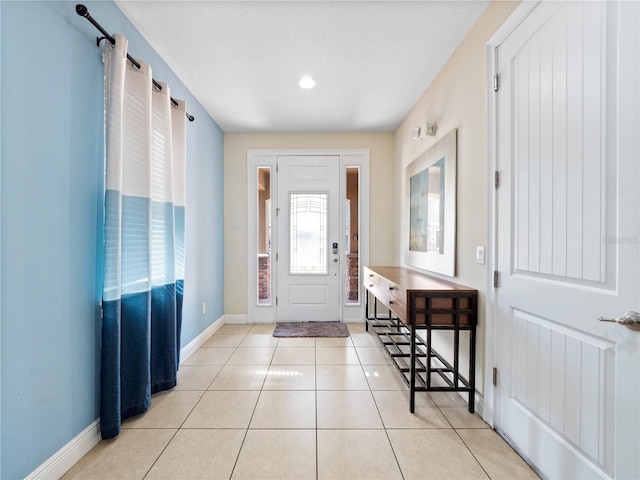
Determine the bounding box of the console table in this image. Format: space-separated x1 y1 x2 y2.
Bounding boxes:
363 266 477 413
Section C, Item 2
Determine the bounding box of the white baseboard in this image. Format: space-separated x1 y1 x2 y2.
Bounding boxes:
224 313 248 324
474 392 493 426
179 314 225 364
442 390 491 426
26 419 101 480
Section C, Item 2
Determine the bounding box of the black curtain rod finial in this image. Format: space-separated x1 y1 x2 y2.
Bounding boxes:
76 4 88 17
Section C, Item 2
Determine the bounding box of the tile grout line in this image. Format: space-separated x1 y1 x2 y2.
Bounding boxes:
452 427 493 479
179 326 250 480
228 329 276 480
139 426 180 480
359 325 408 480
149 385 209 469
137 328 242 480
366 352 407 480
429 390 494 478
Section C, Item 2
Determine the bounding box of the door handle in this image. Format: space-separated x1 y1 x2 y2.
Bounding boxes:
598 311 640 331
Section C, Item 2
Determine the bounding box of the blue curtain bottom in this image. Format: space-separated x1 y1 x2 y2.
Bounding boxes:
100 281 183 439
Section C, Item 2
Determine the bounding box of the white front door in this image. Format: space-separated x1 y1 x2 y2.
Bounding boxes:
276 155 341 322
494 1 639 478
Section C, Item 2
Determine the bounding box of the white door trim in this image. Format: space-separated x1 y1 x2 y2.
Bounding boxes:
247 149 370 324
485 0 541 430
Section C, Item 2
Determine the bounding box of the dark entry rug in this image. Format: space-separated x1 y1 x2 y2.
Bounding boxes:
273 321 349 338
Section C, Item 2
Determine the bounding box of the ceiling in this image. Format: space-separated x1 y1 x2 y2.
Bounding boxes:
115 1 490 132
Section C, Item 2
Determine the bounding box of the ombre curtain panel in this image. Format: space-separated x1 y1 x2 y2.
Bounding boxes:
101 34 186 440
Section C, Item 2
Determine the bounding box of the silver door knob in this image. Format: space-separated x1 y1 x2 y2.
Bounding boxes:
598 311 640 331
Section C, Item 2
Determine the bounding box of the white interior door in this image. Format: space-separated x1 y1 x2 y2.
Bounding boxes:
276 155 341 322
494 1 639 478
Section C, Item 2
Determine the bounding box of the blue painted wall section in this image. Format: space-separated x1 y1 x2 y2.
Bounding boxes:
0 2 224 478
0 1 3 475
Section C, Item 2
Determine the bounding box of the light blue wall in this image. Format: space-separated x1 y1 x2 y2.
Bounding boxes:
0 1 3 475
0 2 224 478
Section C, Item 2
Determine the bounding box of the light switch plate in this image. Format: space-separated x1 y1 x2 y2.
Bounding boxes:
476 246 485 265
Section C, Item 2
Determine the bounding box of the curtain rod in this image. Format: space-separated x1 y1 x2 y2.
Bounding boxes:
75 4 195 122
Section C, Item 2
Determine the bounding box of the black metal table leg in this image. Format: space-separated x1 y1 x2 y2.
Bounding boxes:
468 296 477 413
365 290 369 331
409 319 416 413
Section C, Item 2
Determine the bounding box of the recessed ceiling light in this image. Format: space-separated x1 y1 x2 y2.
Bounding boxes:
298 76 316 89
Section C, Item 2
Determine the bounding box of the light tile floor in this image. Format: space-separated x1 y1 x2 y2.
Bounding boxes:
63 323 539 480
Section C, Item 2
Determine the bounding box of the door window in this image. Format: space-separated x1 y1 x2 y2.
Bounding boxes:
289 192 327 275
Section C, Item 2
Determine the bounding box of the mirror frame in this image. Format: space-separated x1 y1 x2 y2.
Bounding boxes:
404 128 457 277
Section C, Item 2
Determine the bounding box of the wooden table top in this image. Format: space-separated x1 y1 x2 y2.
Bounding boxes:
366 266 477 293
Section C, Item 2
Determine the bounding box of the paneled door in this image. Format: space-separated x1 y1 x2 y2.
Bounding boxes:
494 1 639 478
276 155 341 322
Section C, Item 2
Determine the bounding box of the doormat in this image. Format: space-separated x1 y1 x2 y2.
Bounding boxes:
273 322 349 338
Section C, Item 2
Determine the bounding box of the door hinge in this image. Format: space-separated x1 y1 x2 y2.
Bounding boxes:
276 252 279 261
276 164 279 173
276 297 278 306
494 74 500 92
493 271 499 287
494 171 500 189
492 367 497 386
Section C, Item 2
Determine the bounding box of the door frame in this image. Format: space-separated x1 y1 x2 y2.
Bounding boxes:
246 149 370 324
485 0 541 431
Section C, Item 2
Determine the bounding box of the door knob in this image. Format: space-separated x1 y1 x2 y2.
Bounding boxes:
598 311 640 331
